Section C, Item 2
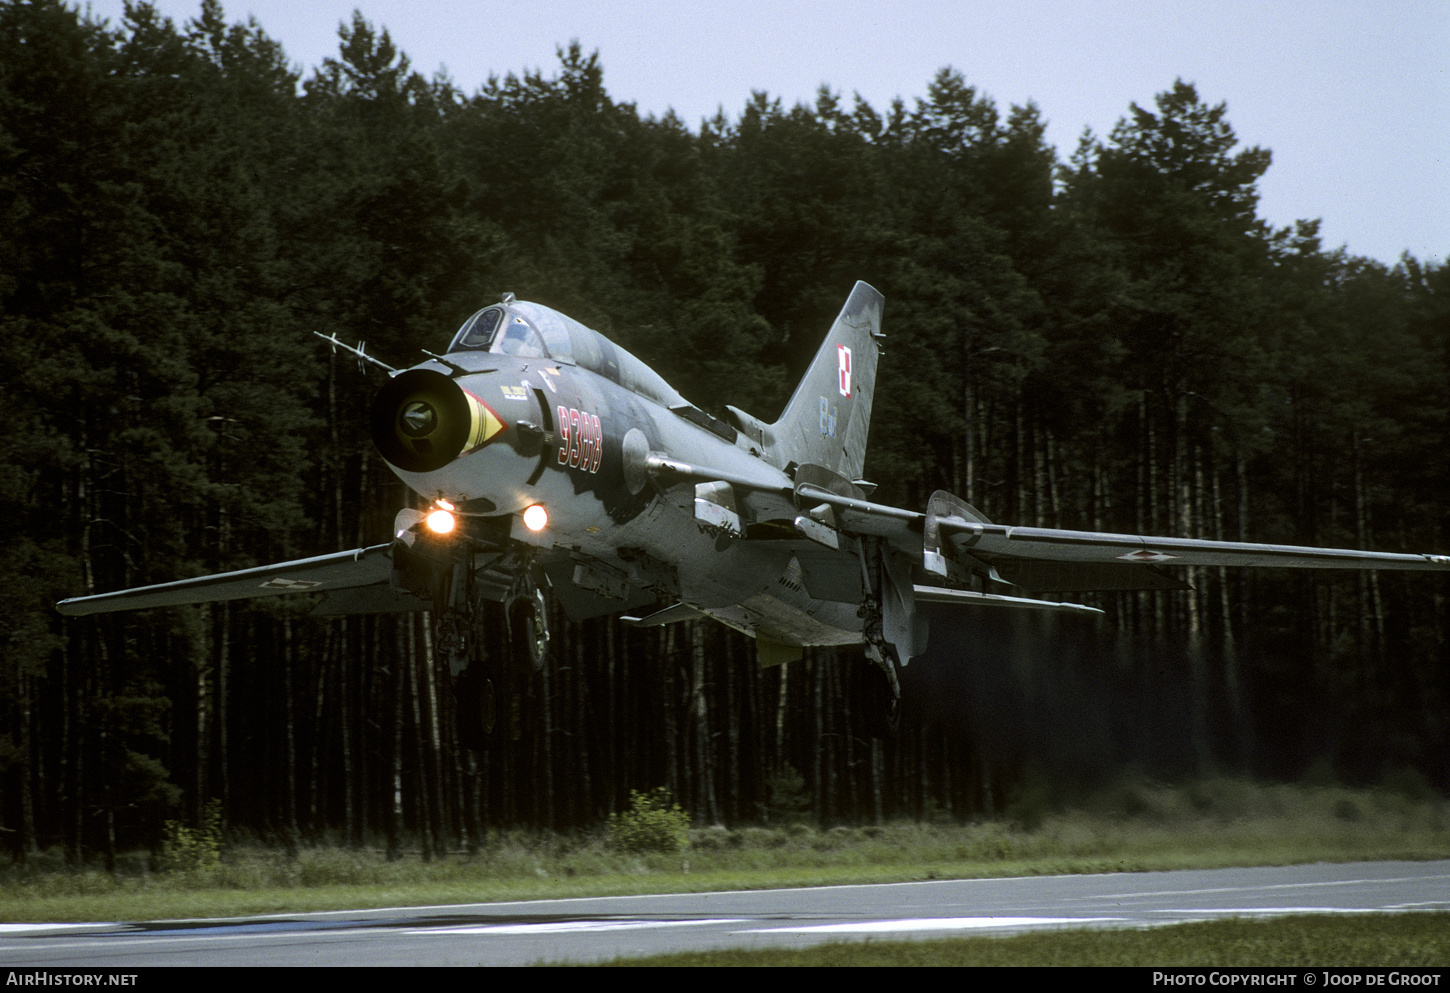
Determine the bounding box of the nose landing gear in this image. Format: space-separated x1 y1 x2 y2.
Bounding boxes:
405 529 552 751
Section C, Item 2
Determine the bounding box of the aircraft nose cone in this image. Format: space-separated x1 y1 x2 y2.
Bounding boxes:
400 401 437 437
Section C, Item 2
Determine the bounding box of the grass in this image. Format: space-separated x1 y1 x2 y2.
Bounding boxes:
1 775 1445 924
597 913 1450 967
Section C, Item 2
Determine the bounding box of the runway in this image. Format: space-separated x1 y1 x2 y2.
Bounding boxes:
2 860 1446 966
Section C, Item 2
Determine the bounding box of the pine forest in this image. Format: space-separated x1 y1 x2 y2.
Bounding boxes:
1 1 1447 864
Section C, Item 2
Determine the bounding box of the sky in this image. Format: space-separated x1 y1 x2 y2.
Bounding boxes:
80 0 1448 266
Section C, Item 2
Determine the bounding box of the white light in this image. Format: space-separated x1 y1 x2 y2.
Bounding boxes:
523 504 548 532
425 509 456 534
436 498 455 511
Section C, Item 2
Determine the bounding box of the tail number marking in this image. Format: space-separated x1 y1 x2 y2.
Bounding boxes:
556 406 604 473
837 344 852 397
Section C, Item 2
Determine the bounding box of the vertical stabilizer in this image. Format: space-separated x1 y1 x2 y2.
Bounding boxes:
770 281 883 482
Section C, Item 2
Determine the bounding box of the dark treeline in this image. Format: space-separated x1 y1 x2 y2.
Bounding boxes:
1 1 1446 862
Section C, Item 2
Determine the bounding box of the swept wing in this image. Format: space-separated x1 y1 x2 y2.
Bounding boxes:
793 482 1450 579
54 544 425 617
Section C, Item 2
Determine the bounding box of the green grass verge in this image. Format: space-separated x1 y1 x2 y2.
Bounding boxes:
1 775 1445 924
596 913 1450 967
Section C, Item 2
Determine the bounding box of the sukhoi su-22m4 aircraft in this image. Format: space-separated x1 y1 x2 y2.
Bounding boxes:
57 282 1450 729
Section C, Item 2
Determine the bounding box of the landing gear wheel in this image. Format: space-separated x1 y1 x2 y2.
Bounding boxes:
438 613 469 677
858 645 903 738
508 586 549 672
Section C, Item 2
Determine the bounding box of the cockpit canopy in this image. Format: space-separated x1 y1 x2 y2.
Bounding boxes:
449 306 556 360
446 300 683 408
450 306 504 351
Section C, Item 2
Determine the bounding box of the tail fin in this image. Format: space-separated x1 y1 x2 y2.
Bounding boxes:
769 281 883 483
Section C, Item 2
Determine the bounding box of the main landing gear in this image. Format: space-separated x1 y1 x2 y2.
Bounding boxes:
858 536 912 737
859 571 904 736
861 623 904 737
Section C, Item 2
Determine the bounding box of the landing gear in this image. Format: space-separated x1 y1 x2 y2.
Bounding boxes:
859 536 911 735
860 578 904 735
855 649 902 738
861 640 903 736
432 553 472 678
433 557 499 751
414 537 550 751
437 612 470 677
506 584 550 673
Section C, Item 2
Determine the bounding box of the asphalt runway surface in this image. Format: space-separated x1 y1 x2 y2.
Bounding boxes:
1 860 1446 966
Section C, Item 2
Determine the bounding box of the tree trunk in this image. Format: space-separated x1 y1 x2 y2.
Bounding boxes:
339 619 356 847
690 623 718 825
283 618 299 856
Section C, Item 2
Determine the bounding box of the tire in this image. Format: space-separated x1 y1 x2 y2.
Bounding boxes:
508 588 549 672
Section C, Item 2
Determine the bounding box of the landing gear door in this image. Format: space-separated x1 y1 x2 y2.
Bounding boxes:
880 547 927 663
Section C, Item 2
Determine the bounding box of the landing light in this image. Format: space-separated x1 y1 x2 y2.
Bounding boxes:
523 504 548 532
425 508 457 535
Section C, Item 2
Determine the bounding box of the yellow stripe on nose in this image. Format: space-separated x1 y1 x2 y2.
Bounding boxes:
461 390 507 454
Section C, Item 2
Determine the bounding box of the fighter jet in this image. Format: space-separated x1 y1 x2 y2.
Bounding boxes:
56 282 1450 729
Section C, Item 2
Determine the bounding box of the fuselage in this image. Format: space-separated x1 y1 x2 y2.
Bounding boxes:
370 300 863 648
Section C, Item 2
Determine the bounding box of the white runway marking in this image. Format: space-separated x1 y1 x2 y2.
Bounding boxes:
1087 872 1450 902
412 918 747 935
756 916 1124 933
1159 907 1400 916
